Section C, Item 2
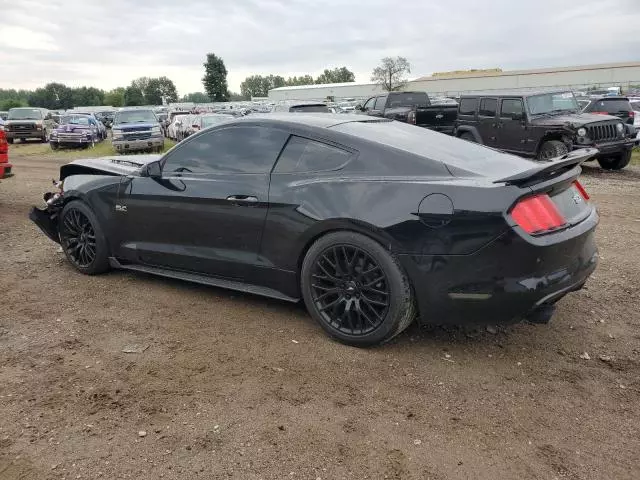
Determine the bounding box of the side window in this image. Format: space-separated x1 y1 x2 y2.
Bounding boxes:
163 126 288 174
500 99 524 118
274 136 352 173
478 98 497 117
459 98 477 116
374 96 386 111
362 97 375 111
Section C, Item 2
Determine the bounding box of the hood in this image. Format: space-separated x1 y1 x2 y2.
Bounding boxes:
60 154 161 180
112 122 157 131
530 112 620 128
55 124 92 133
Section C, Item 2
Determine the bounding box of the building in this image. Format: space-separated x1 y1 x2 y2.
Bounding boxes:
268 61 640 101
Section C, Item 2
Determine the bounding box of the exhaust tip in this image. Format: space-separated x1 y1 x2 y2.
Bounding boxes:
526 304 556 324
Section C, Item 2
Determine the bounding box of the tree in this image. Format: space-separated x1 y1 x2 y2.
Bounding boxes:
371 57 411 91
0 99 26 111
28 83 74 109
124 84 145 106
182 92 210 103
144 76 178 105
285 75 315 87
228 92 246 101
315 67 355 84
202 53 229 102
71 86 105 107
240 75 265 99
104 88 125 107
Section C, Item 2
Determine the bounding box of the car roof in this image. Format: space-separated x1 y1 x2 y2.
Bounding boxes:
239 113 391 129
460 90 574 98
588 96 630 101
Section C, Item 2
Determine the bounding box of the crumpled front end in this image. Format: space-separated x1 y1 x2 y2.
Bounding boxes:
29 183 65 244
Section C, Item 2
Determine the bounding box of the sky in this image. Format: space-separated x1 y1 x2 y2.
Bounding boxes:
0 0 639 96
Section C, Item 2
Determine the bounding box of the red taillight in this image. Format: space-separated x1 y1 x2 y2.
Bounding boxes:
511 194 567 235
573 180 590 201
629 111 635 118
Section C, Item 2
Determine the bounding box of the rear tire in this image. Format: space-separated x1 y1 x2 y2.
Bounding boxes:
459 132 476 143
58 200 110 275
50 143 59 151
301 231 416 347
537 140 568 160
598 150 632 170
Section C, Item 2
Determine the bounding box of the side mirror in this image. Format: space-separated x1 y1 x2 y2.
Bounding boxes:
141 160 162 178
355 104 363 111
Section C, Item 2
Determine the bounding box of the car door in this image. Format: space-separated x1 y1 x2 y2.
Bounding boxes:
115 124 289 281
476 98 498 147
497 98 527 153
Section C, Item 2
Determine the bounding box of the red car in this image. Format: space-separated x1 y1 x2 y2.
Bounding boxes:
0 124 12 178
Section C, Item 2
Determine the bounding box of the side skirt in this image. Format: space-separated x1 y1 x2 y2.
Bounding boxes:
108 257 300 303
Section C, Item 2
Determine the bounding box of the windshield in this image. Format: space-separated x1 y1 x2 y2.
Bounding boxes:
114 110 158 125
8 108 43 120
60 115 90 125
527 92 579 115
201 115 232 127
387 92 428 108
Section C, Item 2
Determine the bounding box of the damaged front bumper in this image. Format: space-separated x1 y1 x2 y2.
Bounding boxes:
29 190 64 244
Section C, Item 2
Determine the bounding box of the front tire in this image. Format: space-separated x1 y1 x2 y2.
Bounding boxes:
58 200 110 275
301 231 416 347
598 150 632 170
537 140 568 160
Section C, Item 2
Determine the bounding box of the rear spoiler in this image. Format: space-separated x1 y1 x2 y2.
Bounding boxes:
495 148 598 186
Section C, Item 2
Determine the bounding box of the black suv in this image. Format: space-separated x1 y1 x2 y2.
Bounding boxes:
455 90 635 170
581 96 635 126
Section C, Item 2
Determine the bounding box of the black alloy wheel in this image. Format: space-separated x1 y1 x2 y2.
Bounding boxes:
60 207 97 268
311 244 390 335
301 231 416 347
58 201 110 274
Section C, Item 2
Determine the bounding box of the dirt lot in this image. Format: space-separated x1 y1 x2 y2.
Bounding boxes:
1 145 639 480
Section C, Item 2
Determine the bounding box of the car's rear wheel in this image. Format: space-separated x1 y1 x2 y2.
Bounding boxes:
598 150 632 170
59 200 110 275
537 140 568 160
459 132 476 143
301 231 416 347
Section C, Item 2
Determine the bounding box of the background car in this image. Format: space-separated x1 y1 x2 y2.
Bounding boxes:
177 114 195 141
190 113 234 133
272 100 330 113
581 96 636 125
167 113 188 140
4 107 56 144
111 109 164 154
0 121 11 178
49 113 102 150
73 112 108 140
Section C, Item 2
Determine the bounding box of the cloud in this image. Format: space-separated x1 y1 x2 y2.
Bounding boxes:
0 0 638 95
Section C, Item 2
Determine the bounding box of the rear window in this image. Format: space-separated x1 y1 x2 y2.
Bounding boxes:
387 92 428 108
630 101 640 112
274 136 351 173
586 99 631 114
479 98 497 117
289 105 329 113
459 98 477 116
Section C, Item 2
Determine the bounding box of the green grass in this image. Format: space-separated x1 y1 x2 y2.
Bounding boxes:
9 138 176 159
631 147 640 166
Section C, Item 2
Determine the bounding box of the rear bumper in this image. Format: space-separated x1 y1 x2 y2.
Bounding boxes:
399 209 599 326
113 137 164 152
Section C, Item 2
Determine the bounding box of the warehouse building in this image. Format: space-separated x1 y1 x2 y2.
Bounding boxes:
268 61 640 101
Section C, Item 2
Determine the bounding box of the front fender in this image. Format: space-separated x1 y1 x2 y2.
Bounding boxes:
455 125 483 144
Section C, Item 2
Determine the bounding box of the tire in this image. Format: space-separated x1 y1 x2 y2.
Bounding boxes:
58 200 110 275
537 140 568 160
41 130 48 143
7 138 13 144
459 132 476 143
301 231 416 347
50 143 59 151
598 150 632 170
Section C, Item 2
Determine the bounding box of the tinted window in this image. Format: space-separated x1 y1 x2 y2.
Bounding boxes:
8 108 43 120
478 98 497 117
500 99 524 117
374 96 387 110
274 136 351 173
630 101 640 112
115 110 157 124
163 126 287 174
362 97 375 111
289 105 329 113
387 92 428 108
459 98 477 116
586 99 631 114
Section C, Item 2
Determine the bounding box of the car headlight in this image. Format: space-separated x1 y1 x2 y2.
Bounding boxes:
112 130 124 140
151 126 161 135
577 128 586 137
50 130 58 137
616 123 624 133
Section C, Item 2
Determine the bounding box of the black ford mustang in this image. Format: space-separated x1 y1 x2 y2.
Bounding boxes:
30 114 598 346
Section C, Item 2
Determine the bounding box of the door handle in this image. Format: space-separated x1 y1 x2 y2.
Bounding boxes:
226 195 258 203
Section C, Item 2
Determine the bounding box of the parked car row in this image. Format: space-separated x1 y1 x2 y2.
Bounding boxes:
165 111 243 142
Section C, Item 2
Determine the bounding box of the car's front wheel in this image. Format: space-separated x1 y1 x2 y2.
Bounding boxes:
598 150 632 170
537 140 568 160
58 200 110 275
301 231 416 347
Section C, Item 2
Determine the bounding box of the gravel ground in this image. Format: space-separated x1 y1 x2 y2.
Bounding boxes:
1 146 639 480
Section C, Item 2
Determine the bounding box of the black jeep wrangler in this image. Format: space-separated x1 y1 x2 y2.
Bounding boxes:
455 90 636 170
